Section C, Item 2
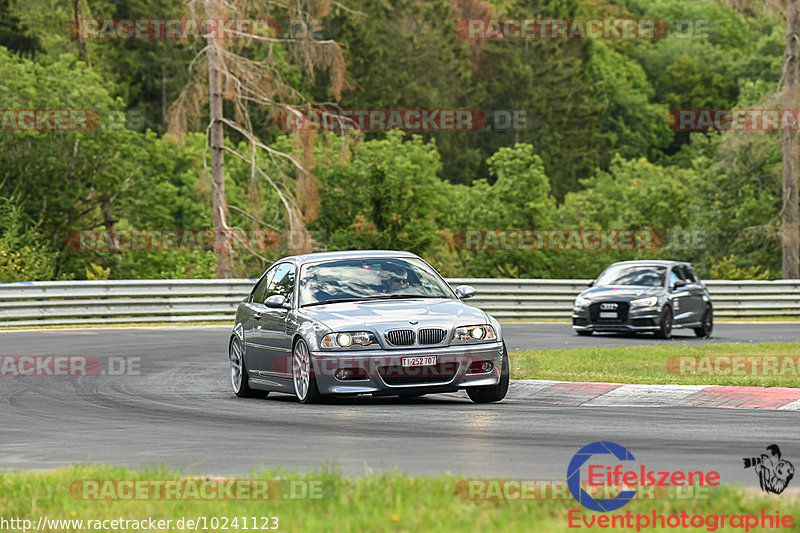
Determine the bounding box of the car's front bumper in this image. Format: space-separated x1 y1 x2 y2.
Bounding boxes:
572 305 661 332
309 341 504 395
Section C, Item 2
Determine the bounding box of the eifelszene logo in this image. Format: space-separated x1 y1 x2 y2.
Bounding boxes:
568 441 638 512
743 445 795 494
567 441 721 512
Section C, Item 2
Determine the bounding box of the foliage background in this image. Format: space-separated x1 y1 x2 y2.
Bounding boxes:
0 0 791 281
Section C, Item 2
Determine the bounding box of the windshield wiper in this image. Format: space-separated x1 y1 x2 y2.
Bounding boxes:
302 298 368 307
302 294 446 307
360 294 444 300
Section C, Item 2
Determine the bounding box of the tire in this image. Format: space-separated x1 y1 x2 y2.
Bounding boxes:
655 306 673 339
467 345 510 404
576 330 593 336
230 336 267 398
292 338 323 404
694 306 713 338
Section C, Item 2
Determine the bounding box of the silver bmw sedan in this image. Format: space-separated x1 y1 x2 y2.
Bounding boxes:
229 250 509 404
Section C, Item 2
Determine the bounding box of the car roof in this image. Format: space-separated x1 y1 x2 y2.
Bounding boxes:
607 260 692 268
277 250 419 265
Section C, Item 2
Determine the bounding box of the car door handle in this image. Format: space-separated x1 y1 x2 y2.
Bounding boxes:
253 312 261 321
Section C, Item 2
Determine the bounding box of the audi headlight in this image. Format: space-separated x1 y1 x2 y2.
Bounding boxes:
630 296 658 308
574 296 592 308
321 331 377 348
453 324 497 342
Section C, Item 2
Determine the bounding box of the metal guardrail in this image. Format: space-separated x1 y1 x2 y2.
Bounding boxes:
448 278 800 320
0 278 798 327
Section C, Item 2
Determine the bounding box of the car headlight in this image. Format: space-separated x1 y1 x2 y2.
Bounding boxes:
453 324 497 342
321 331 377 348
630 296 658 308
574 296 592 308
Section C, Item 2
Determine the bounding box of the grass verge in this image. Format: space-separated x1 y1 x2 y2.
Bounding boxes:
1 465 798 532
509 342 800 387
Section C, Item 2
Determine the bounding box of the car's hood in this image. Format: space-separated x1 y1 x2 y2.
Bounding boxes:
298 298 487 331
581 285 662 301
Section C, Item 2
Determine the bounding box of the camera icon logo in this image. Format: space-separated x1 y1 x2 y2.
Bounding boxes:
743 444 795 495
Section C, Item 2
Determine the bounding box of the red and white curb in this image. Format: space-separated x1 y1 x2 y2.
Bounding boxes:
507 380 800 410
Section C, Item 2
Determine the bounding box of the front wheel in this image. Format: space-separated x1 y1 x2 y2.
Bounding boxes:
576 330 593 336
293 338 322 404
694 306 713 338
467 345 510 404
655 306 673 339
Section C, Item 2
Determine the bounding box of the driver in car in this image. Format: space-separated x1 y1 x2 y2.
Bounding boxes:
383 264 410 293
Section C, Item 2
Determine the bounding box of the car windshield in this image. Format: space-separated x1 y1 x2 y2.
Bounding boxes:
595 265 666 287
299 258 454 306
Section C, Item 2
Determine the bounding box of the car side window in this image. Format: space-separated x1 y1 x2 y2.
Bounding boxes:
680 266 696 283
669 268 682 288
266 263 295 300
251 269 274 304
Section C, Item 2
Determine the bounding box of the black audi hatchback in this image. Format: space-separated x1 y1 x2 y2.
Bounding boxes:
571 260 713 338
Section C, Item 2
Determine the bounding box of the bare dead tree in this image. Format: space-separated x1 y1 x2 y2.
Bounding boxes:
781 0 800 278
719 0 799 278
72 0 87 62
205 0 229 276
167 0 346 277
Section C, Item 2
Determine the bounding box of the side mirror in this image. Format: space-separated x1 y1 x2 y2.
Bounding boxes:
587 280 595 287
455 285 477 299
672 280 686 290
264 294 291 309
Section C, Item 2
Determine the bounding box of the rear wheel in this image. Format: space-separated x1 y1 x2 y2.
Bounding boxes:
293 338 322 404
576 330 593 336
467 345 510 404
230 337 267 398
694 306 713 338
655 306 673 339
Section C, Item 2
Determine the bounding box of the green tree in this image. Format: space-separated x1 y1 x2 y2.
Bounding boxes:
0 0 41 57
555 156 696 278
330 0 476 184
442 143 557 277
586 40 672 162
0 197 60 282
0 47 215 279
314 131 444 255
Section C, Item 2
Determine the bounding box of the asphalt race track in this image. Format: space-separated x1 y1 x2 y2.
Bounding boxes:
1 323 799 485
501 322 800 351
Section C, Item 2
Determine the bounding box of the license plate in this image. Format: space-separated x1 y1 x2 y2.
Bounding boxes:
599 312 618 319
401 356 436 367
